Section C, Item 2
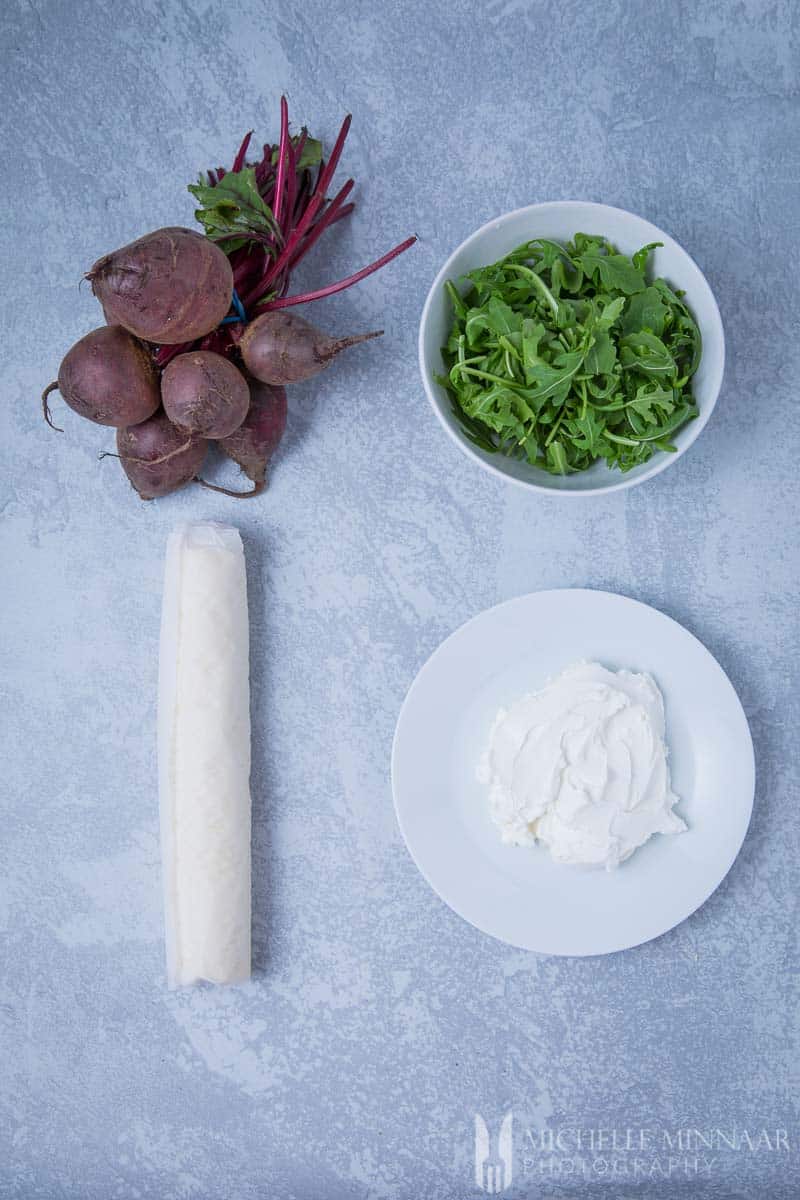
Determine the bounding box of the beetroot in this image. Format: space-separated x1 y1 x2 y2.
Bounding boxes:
161 351 249 438
42 100 417 507
240 311 382 385
115 409 207 499
214 379 287 495
156 101 415 371
86 227 233 345
42 326 160 430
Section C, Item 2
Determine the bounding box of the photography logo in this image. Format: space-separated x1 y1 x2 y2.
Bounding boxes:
475 1111 514 1193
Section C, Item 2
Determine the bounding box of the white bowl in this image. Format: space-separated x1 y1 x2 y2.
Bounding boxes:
418 201 725 496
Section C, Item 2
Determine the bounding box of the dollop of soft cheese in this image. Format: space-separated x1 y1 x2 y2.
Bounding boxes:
478 662 685 869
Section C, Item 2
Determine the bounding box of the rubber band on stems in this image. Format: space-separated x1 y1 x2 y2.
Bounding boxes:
220 289 248 325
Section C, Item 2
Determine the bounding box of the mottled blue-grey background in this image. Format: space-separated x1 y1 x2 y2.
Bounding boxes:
1 0 798 1196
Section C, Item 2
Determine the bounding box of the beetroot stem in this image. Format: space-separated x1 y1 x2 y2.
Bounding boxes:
287 178 355 269
328 202 355 223
316 113 352 193
265 235 417 309
282 134 298 237
156 340 192 368
247 113 355 304
245 176 356 306
214 230 274 247
255 146 275 189
272 97 290 227
232 131 253 173
281 113 352 256
293 128 308 167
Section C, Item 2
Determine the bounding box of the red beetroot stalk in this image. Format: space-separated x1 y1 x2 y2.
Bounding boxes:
269 114 353 275
282 133 299 236
287 179 355 270
272 97 290 228
292 169 312 224
232 131 252 173
252 112 355 304
241 176 356 308
325 201 355 225
266 236 418 309
293 129 308 169
255 145 275 189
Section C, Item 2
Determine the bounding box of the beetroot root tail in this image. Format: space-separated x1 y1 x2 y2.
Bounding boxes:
42 382 63 432
334 329 383 352
195 476 266 499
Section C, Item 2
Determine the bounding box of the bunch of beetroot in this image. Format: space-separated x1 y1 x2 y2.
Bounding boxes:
42 99 415 499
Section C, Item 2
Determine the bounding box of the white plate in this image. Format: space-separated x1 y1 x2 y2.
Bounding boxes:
392 590 754 956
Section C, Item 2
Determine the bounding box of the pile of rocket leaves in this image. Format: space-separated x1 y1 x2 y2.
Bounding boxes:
437 234 702 474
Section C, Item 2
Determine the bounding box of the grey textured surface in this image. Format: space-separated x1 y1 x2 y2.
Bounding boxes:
1 0 798 1196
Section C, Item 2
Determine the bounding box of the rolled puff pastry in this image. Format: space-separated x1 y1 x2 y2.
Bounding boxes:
159 522 251 987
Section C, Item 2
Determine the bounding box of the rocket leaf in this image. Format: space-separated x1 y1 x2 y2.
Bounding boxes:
439 233 701 475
